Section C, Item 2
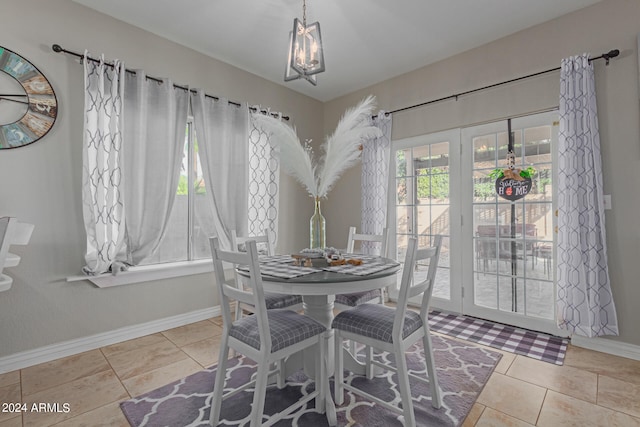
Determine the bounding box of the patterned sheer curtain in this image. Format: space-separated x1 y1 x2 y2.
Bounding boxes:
557 53 619 337
361 111 392 254
121 71 189 265
191 91 250 251
249 110 280 245
81 54 189 274
81 53 126 275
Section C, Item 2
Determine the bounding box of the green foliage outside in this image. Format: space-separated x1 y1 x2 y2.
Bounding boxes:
417 169 449 199
176 175 206 195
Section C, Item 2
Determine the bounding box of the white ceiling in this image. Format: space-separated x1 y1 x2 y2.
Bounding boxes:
72 0 601 102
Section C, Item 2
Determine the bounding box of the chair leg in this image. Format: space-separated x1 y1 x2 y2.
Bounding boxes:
209 334 230 427
250 360 270 427
365 345 374 380
422 330 442 409
315 334 326 414
394 342 416 427
276 359 285 389
334 331 345 405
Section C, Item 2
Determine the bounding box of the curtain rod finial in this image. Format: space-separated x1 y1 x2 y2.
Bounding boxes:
602 49 619 65
52 44 63 53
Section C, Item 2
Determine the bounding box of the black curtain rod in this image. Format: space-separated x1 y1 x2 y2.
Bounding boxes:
51 44 290 121
382 49 620 117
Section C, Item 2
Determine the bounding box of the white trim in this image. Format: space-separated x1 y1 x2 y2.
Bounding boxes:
0 306 221 374
571 335 640 362
66 259 213 288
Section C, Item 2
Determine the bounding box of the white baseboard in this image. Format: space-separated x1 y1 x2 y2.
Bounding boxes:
571 335 640 361
0 306 221 374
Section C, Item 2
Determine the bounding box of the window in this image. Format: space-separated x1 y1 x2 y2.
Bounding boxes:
140 119 212 265
141 114 280 266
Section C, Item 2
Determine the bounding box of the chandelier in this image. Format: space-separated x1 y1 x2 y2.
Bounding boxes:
284 0 325 86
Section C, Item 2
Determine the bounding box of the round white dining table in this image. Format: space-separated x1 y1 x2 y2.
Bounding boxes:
236 257 401 373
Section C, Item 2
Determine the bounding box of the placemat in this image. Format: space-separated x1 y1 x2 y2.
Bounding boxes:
237 262 320 279
322 260 399 276
260 254 296 264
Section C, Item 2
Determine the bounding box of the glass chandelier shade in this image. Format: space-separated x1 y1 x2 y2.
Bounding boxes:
284 30 318 85
290 18 325 76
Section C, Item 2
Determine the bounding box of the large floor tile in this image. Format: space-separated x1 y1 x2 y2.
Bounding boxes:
462 403 485 427
180 336 223 368
209 317 224 327
22 370 128 427
538 390 640 427
161 320 223 347
0 371 19 388
50 401 129 427
477 372 546 424
121 357 202 397
597 374 640 419
0 416 22 427
475 407 535 427
0 383 21 424
104 338 189 380
564 345 640 385
100 333 168 359
507 355 597 403
21 350 111 396
492 349 516 375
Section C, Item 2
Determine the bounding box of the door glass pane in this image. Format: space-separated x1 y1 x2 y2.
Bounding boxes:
395 141 451 300
471 121 555 320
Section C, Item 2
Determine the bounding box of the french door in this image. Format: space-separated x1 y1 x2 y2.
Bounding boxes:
461 112 559 334
388 129 461 312
389 111 559 335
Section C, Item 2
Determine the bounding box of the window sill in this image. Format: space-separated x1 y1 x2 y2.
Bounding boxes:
66 259 213 288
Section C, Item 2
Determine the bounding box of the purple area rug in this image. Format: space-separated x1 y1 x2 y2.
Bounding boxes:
120 334 501 426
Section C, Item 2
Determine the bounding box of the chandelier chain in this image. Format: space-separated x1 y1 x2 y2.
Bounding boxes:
302 0 307 26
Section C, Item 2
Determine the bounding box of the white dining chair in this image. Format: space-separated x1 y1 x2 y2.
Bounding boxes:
0 217 35 292
231 229 303 322
334 226 389 309
209 237 331 427
332 235 443 426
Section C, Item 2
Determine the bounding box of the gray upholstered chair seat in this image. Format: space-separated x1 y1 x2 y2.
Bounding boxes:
332 303 422 343
334 289 382 307
264 292 303 309
230 309 326 352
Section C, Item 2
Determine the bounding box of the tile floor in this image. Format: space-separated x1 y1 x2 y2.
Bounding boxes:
1 316 640 427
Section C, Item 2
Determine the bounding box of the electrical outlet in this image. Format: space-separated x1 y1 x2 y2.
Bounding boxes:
603 194 612 210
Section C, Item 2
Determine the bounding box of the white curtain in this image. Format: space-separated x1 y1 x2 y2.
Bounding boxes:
249 110 280 245
122 72 190 265
361 111 392 254
557 53 619 337
81 53 126 275
191 91 250 251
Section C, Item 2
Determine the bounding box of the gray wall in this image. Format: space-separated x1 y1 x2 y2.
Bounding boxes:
323 0 640 347
0 0 321 358
2 0 639 362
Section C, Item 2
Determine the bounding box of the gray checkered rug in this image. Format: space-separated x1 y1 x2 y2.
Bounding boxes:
428 310 568 365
